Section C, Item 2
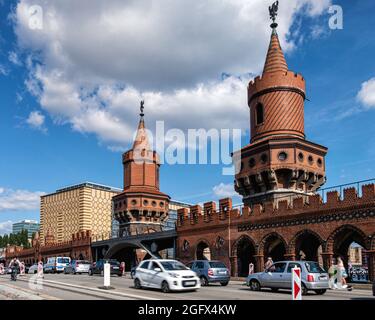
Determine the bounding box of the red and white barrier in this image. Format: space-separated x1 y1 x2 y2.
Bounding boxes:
292 266 302 300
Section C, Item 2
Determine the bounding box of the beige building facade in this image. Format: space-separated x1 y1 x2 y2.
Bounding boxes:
40 182 121 244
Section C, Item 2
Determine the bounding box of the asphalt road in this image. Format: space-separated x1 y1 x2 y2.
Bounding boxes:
0 273 374 301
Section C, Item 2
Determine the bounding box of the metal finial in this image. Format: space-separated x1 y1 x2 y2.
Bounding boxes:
140 100 145 118
269 1 279 29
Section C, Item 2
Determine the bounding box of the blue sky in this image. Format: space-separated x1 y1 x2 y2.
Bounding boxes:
0 0 374 234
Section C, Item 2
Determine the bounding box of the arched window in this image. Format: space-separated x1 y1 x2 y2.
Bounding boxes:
256 103 264 125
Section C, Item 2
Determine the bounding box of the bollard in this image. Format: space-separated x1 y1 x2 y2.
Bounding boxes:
292 266 302 300
103 262 111 288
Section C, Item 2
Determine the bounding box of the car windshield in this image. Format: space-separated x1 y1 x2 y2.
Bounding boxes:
160 261 189 271
209 262 227 268
109 260 120 266
57 258 70 264
305 262 325 273
77 260 90 264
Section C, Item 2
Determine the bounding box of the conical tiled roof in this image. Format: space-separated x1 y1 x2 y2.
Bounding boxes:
132 117 151 151
263 29 288 74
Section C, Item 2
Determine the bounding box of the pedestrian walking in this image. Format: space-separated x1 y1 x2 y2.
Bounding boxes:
264 257 273 271
37 260 44 278
248 262 254 275
328 258 337 289
337 257 352 291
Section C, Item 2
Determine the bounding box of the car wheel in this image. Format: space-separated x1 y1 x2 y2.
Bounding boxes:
302 283 308 296
314 289 326 295
271 288 279 292
34 270 37 274
220 281 229 286
250 280 261 291
161 281 170 293
134 278 142 289
200 276 208 286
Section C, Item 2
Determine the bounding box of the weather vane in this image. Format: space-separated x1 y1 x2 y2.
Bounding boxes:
269 1 279 29
140 100 145 118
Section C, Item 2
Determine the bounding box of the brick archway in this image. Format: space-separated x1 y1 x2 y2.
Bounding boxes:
232 235 257 276
327 224 370 253
259 232 288 263
289 229 325 263
195 239 211 260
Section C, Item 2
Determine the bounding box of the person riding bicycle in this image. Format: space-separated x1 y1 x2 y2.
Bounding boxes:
9 257 20 281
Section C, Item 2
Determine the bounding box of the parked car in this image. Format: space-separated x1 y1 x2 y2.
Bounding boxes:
88 259 122 276
64 260 91 274
44 257 71 273
28 263 39 274
246 261 329 295
187 260 230 286
134 259 200 293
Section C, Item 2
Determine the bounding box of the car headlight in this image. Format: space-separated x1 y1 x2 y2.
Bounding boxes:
168 272 180 278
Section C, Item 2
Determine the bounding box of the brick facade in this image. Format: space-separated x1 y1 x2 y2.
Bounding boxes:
177 185 375 281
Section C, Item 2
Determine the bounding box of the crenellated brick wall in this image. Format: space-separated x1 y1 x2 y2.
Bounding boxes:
176 184 375 280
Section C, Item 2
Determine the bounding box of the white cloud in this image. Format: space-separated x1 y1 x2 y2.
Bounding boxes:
26 110 47 132
212 182 238 198
0 64 9 76
357 78 375 109
0 221 13 236
0 187 45 212
12 0 332 149
8 51 22 66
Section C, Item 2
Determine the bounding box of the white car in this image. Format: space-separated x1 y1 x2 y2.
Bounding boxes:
134 259 200 293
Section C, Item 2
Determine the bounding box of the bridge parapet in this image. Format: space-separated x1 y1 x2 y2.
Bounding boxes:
177 182 375 230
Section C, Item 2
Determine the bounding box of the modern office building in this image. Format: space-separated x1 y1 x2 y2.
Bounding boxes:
12 220 40 239
40 182 121 244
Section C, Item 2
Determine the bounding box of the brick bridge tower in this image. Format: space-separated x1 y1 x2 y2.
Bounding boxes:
113 101 170 236
234 7 328 206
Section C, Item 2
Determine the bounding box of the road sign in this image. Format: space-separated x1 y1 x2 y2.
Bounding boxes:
104 262 111 288
292 266 302 300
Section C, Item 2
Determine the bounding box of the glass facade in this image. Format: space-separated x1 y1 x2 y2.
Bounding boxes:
12 220 40 238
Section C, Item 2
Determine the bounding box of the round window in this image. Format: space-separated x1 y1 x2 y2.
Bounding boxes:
298 152 304 162
159 202 164 208
249 158 256 168
131 199 137 206
261 153 268 164
278 151 288 161
152 201 157 207
317 158 323 167
143 200 149 206
308 155 314 164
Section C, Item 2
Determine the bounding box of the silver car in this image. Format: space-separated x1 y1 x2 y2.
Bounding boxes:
64 260 91 274
247 261 329 295
187 260 230 286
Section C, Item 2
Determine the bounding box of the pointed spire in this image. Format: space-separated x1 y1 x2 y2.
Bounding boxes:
263 1 288 75
132 100 151 151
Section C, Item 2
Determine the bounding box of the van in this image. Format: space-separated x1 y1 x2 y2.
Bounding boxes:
44 257 71 273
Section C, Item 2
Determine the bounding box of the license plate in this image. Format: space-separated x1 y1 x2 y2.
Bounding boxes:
184 281 195 286
218 271 226 275
113 267 119 269
319 276 327 280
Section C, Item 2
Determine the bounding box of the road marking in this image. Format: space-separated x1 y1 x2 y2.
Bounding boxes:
29 278 161 300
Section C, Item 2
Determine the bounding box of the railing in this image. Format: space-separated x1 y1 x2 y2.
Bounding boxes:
317 178 375 202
